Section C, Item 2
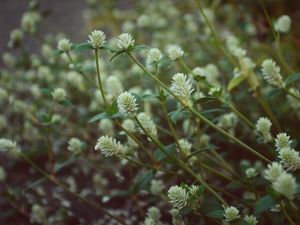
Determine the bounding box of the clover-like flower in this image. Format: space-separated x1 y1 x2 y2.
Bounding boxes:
264 162 285 182
67 138 83 154
223 206 240 222
95 135 125 157
147 48 163 64
255 117 272 142
244 215 258 225
272 172 297 199
57 38 72 52
167 45 184 61
115 33 135 50
167 185 189 209
245 167 258 179
274 15 291 33
136 112 157 138
0 138 16 152
278 147 300 171
171 73 194 106
261 59 284 88
88 30 106 49
51 88 66 102
117 92 138 117
275 133 292 151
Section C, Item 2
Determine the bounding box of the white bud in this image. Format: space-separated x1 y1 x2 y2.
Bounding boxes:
88 30 106 49
273 172 297 199
117 92 138 117
95 135 125 157
57 38 71 52
223 206 240 222
171 73 194 106
51 88 66 102
261 59 284 88
167 185 189 209
275 15 291 33
115 33 135 50
167 45 184 60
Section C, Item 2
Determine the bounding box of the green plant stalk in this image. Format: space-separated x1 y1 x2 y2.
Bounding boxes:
94 49 108 109
192 0 237 67
134 116 227 205
65 52 96 87
281 202 296 225
127 52 271 163
18 151 127 225
284 88 300 103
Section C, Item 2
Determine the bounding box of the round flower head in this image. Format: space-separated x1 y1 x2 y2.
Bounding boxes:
57 38 71 52
244 215 258 225
167 45 184 60
150 179 165 195
105 76 123 99
255 117 272 142
0 138 17 152
51 88 66 102
171 73 194 106
272 172 297 199
117 92 138 117
245 167 258 179
31 204 46 224
146 207 161 224
274 15 291 33
122 119 136 133
178 139 192 156
95 135 125 157
261 59 284 88
99 118 114 136
223 206 240 222
264 162 285 182
8 29 23 48
147 48 163 64
88 30 106 49
275 133 292 151
167 185 189 209
278 147 300 171
67 138 83 154
115 33 135 50
136 112 157 138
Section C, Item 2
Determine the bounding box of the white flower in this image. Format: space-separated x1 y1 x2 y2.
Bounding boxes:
122 119 136 133
0 138 16 152
21 12 41 34
223 206 240 222
67 138 83 154
167 185 189 209
146 207 161 224
264 162 285 182
115 33 135 50
167 45 184 60
245 167 258 179
105 76 123 99
51 88 66 101
178 139 192 156
274 15 292 33
273 172 297 199
233 47 247 58
244 215 258 225
261 59 284 88
95 135 125 157
136 112 157 138
275 133 292 151
117 92 138 117
99 118 114 135
57 38 71 52
278 147 300 171
150 179 165 195
171 73 194 105
31 204 46 224
88 30 106 49
255 117 272 142
147 48 163 64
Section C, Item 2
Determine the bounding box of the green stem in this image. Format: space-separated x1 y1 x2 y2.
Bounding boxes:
127 52 271 163
18 152 127 225
284 88 300 103
94 49 109 109
281 202 296 225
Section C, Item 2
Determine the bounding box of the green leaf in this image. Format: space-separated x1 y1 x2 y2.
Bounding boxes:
253 195 276 215
195 97 219 104
206 209 224 219
227 75 246 92
153 143 176 162
59 99 73 107
72 43 93 52
169 107 188 124
134 170 154 191
109 50 126 62
100 43 117 52
88 112 108 123
54 155 76 172
284 73 300 85
131 45 148 52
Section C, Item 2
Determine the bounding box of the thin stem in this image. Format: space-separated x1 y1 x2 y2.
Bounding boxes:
18 151 127 225
127 52 271 163
281 202 296 225
65 52 96 87
284 88 300 103
94 49 108 109
45 127 54 175
134 116 227 205
192 0 237 67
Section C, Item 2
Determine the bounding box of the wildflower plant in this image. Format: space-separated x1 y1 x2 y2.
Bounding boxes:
1 0 300 224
